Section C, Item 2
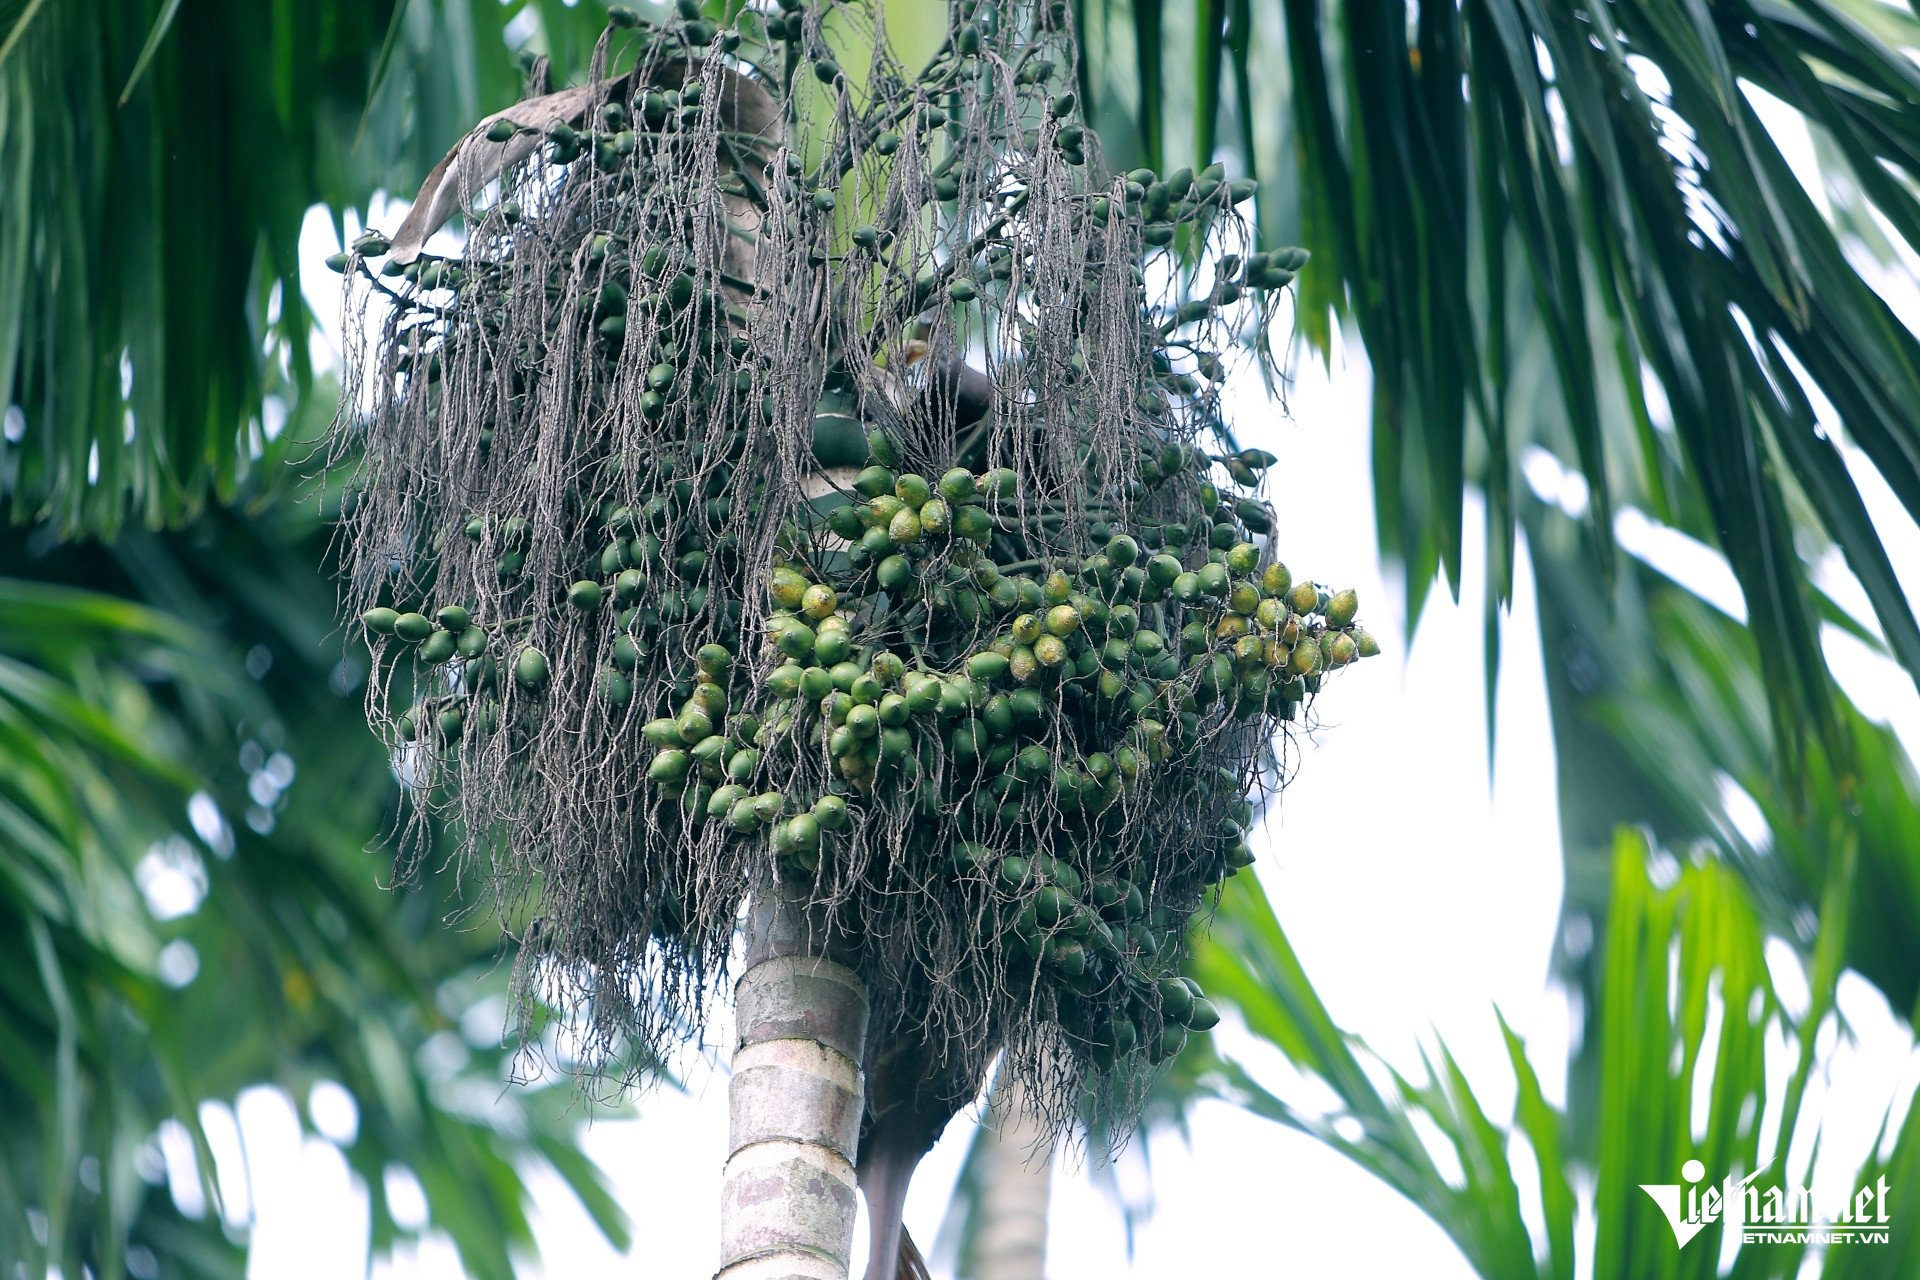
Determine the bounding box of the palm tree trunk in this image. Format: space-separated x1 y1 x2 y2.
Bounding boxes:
719 886 870 1280
716 9 954 1273
968 1072 1053 1280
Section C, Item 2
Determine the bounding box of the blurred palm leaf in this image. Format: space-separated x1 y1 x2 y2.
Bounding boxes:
1190 833 1919 1278
0 0 612 537
1526 485 1920 1020
0 478 628 1278
1079 0 1920 783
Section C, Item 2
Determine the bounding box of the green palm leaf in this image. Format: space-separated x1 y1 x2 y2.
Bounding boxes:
0 490 627 1277
0 0 612 537
1090 0 1920 781
1194 831 1914 1279
1527 488 1920 1020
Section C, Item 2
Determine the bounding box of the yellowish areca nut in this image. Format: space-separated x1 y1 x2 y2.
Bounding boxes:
770 566 809 610
895 473 933 508
889 507 923 544
801 583 838 620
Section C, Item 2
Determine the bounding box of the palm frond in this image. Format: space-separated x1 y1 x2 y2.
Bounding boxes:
0 0 614 538
1526 489 1920 1021
1093 0 1920 782
1194 832 1912 1279
0 487 628 1277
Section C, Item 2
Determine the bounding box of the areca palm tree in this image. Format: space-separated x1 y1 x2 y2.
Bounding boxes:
5 0 1919 1275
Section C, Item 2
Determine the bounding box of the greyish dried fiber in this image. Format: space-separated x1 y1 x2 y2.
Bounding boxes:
327 0 1372 1135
